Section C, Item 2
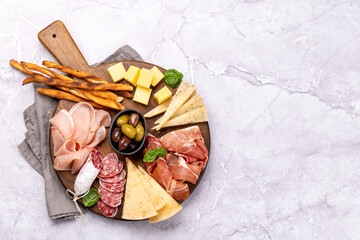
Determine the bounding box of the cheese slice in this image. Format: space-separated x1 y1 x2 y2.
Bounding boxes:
122 158 158 220
154 86 172 104
155 94 203 124
138 166 182 223
137 168 166 211
156 81 196 131
133 86 152 106
150 66 164 87
137 68 153 88
107 62 126 83
153 107 208 129
144 97 172 118
124 65 140 86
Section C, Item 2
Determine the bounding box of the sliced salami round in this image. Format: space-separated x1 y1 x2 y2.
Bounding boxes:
99 169 126 183
97 198 118 217
98 185 123 207
100 180 125 193
91 147 102 169
99 161 123 178
99 153 119 177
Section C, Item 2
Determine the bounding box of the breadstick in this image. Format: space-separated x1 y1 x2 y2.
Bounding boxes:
23 77 133 91
37 88 112 110
77 89 124 110
43 60 108 84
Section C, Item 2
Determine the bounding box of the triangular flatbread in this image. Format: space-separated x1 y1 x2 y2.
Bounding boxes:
153 107 208 129
156 81 196 130
155 94 204 124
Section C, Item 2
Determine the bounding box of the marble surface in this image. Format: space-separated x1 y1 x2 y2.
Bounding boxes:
1 0 360 239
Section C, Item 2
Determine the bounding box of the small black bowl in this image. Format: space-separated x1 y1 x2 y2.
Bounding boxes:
109 109 147 155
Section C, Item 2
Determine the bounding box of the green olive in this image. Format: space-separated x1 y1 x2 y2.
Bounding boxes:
121 124 136 139
135 125 145 142
116 115 129 127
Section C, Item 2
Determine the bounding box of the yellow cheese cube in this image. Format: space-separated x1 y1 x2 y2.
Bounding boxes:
107 62 126 83
154 86 172 104
133 86 152 105
137 68 153 88
124 65 140 86
150 66 164 87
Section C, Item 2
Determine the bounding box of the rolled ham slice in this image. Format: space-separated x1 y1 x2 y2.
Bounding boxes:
54 147 91 172
85 110 111 145
50 109 74 139
69 102 95 148
51 102 110 174
55 139 80 156
51 127 65 154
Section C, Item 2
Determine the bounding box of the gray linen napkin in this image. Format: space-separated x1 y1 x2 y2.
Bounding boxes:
18 45 143 220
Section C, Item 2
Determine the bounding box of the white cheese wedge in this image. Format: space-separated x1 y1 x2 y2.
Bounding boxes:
122 158 158 220
138 166 182 223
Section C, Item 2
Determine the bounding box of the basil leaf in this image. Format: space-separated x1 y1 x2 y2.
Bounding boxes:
155 147 166 157
164 69 183 88
82 188 100 207
143 149 157 162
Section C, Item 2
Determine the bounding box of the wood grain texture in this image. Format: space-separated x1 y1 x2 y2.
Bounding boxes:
42 21 210 220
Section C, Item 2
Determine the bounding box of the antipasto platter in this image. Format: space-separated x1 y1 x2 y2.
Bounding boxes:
11 21 210 222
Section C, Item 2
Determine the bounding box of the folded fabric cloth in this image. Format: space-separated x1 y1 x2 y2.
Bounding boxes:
18 45 143 220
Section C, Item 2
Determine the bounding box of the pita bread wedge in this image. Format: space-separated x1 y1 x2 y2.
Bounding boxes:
153 107 208 129
155 94 204 125
155 81 196 131
144 97 172 118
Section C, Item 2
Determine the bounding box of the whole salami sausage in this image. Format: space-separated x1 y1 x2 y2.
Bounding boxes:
74 147 102 196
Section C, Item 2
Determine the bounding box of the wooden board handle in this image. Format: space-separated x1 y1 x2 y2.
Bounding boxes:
38 20 90 71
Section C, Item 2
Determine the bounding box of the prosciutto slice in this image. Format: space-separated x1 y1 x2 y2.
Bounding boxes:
167 153 202 184
167 180 189 201
161 126 208 169
144 129 208 201
50 102 110 174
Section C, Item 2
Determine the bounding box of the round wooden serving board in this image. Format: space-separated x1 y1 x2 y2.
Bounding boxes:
41 21 210 220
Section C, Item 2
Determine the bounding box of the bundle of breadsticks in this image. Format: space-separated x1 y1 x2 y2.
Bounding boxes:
9 60 134 110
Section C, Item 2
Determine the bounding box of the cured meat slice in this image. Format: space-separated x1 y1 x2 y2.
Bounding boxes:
55 139 80 156
99 153 119 177
91 147 102 169
50 109 74 139
98 185 123 207
85 110 111 145
149 160 172 190
69 102 95 147
71 147 92 174
166 153 201 184
99 170 126 183
167 180 189 201
53 147 91 172
51 127 65 154
97 198 118 217
160 126 208 167
100 181 125 193
86 126 107 149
